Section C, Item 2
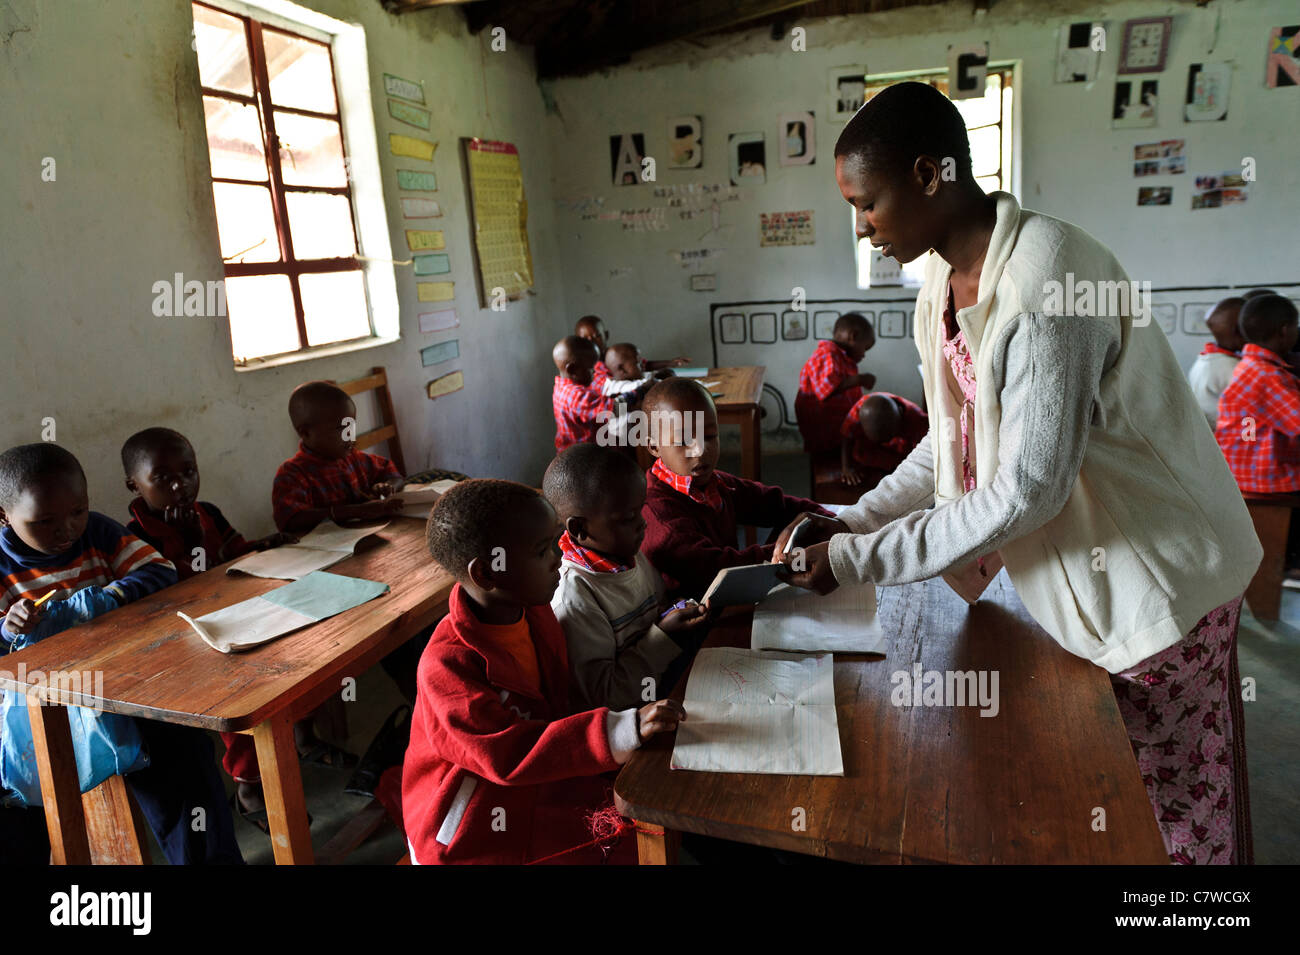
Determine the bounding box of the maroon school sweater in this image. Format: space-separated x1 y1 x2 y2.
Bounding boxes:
641 470 832 600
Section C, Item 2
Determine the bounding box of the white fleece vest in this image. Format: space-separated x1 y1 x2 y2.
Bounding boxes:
917 193 1262 672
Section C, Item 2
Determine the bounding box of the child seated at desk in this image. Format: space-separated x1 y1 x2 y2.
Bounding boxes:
575 315 690 393
543 444 709 711
553 335 623 452
1187 297 1244 427
640 379 832 600
795 313 877 454
403 478 683 864
0 442 243 864
839 392 928 488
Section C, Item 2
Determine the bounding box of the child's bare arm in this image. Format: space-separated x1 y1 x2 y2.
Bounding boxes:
841 437 865 486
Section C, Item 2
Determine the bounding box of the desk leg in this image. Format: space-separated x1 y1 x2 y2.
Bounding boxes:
634 821 679 865
252 715 314 865
27 698 91 865
82 775 150 865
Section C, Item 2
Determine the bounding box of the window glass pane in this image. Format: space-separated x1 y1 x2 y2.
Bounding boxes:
286 192 357 260
953 73 1002 127
275 112 347 187
203 96 268 181
212 183 281 263
263 29 337 113
976 174 1002 194
225 275 299 359
968 125 1001 178
192 4 253 95
300 271 371 346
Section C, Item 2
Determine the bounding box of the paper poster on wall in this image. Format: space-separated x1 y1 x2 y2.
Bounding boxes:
948 42 989 100
406 229 445 251
426 370 464 400
1112 79 1158 128
1137 186 1172 206
813 310 839 339
830 66 866 120
690 274 716 292
1266 26 1300 87
419 307 458 332
669 116 703 168
1134 140 1185 176
417 281 455 302
384 73 425 104
719 313 746 344
610 133 646 186
401 197 442 218
1191 171 1248 209
390 134 437 161
462 138 534 306
420 339 459 366
778 112 815 166
413 253 451 275
388 99 431 130
1184 63 1231 121
728 133 766 186
671 247 725 268
397 169 438 192
759 210 814 247
1055 21 1102 84
782 311 808 340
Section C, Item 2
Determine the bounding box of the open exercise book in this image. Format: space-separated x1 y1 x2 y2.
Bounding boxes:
671 648 843 776
227 521 389 580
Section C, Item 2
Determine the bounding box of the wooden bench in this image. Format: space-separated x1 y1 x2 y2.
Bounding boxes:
1243 493 1300 620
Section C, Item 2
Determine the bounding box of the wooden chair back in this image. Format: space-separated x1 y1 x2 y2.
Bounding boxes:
340 366 406 476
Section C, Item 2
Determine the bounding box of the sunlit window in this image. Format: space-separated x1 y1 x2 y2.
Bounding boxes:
853 67 1016 289
193 2 370 362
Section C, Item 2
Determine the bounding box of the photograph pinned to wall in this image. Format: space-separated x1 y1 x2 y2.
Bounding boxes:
778 112 816 166
690 274 717 292
759 210 815 247
948 42 989 100
401 197 442 218
418 307 458 332
1119 17 1172 74
1137 186 1172 206
1055 21 1103 84
1112 79 1158 128
830 66 866 120
389 133 436 161
397 169 438 191
383 72 425 104
749 312 778 345
420 339 459 367
813 310 839 340
388 99 431 130
1133 139 1185 176
719 312 746 344
782 311 809 341
728 133 766 186
668 116 703 168
413 252 451 275
610 133 646 186
426 370 464 400
1265 25 1300 87
1191 170 1248 209
1184 62 1231 121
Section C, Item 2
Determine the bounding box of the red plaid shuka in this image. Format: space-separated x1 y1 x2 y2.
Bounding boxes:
798 340 861 402
557 530 633 574
553 376 617 452
590 361 610 392
840 392 929 471
272 443 402 530
1215 344 1300 494
126 498 252 581
650 457 723 511
1201 342 1239 359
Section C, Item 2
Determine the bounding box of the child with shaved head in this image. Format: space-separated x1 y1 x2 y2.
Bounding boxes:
840 392 929 488
1188 297 1245 427
552 335 624 452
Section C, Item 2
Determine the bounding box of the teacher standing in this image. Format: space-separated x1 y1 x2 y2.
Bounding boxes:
776 82 1261 865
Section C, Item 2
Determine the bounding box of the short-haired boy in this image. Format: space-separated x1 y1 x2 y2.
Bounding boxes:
641 379 833 599
840 392 928 488
553 335 622 452
404 478 684 864
795 313 877 453
0 443 242 864
1188 297 1245 427
576 315 690 394
543 445 709 711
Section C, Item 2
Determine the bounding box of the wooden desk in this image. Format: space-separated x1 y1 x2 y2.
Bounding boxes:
707 366 765 484
615 573 1169 865
0 517 452 865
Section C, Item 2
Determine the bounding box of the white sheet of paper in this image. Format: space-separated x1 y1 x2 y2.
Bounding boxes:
671 648 843 776
751 582 884 654
699 380 721 388
227 521 389 579
178 603 316 654
395 480 458 519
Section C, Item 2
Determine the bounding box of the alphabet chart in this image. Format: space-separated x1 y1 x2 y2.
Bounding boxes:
462 138 534 306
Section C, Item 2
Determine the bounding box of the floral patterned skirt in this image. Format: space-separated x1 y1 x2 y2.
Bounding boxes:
1110 597 1253 864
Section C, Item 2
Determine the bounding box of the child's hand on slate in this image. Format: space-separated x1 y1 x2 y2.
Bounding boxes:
659 599 709 634
776 540 840 595
636 699 686 741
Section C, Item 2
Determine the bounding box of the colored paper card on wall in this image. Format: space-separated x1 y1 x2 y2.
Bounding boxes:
417 281 455 302
396 169 438 192
389 134 436 161
413 253 451 276
419 307 459 332
401 197 442 219
384 73 425 104
420 339 460 366
406 230 445 252
388 98 431 129
427 370 464 400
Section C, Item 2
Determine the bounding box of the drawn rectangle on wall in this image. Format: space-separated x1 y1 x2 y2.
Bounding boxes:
1151 303 1177 335
877 310 906 339
1181 303 1215 336
813 311 839 340
420 339 460 366
750 312 778 344
782 311 809 340
719 312 746 344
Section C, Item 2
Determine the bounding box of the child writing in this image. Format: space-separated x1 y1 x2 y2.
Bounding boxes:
1188 297 1245 427
403 478 684 864
840 392 929 488
0 442 243 864
543 444 709 711
795 313 877 454
640 378 832 599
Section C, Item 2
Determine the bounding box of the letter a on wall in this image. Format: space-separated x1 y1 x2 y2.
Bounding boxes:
610 133 646 186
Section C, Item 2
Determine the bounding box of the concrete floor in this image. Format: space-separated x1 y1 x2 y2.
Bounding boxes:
194 432 1297 864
